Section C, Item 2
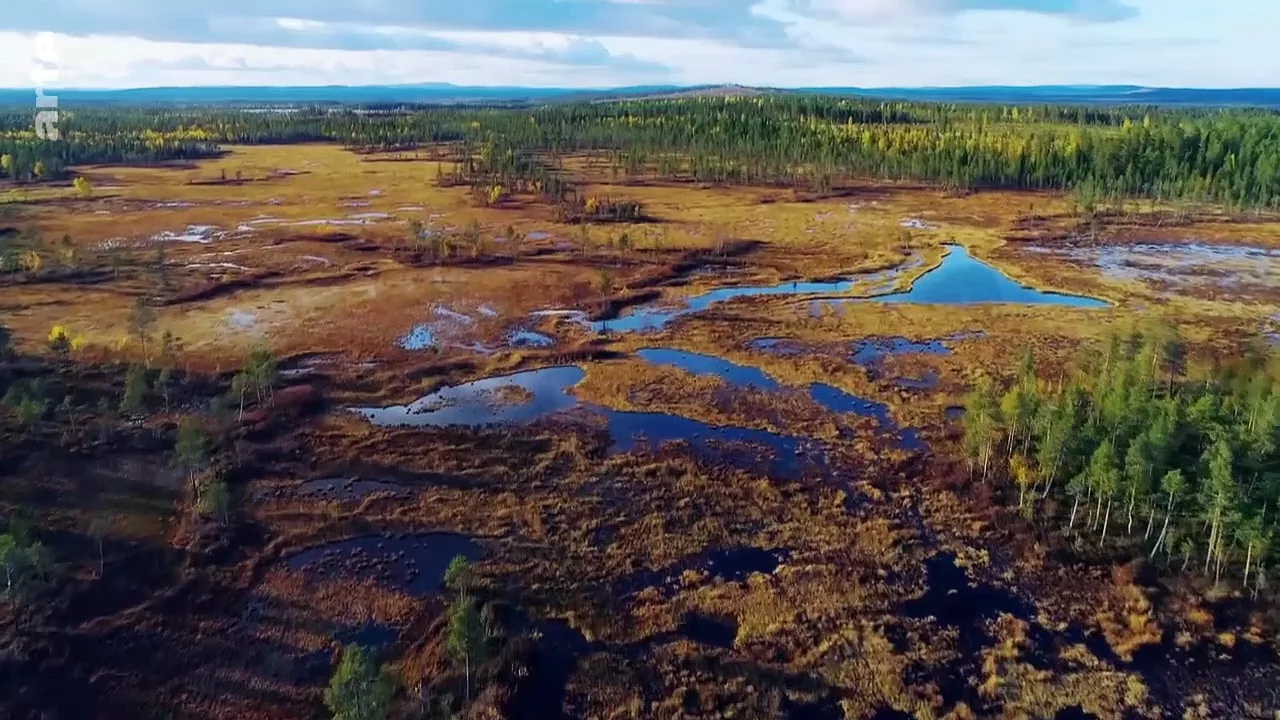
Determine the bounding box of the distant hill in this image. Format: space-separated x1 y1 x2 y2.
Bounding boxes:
799 85 1280 107
0 83 1277 108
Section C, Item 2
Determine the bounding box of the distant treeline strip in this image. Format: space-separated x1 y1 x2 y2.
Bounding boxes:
1 96 1278 207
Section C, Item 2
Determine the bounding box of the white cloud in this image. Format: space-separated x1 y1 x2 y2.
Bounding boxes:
0 0 1275 89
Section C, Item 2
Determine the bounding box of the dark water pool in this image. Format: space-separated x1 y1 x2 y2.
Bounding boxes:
851 337 951 366
904 553 1032 654
637 348 780 391
284 532 482 596
636 349 923 449
353 365 822 478
298 477 409 501
616 546 783 597
589 275 863 333
354 367 585 427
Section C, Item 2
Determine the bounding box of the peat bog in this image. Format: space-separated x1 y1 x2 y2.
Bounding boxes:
1 98 1279 720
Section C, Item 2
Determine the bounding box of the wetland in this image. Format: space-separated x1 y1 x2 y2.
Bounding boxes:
1 97 1279 720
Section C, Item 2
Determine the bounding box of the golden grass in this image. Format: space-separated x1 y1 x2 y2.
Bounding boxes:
5 142 1275 372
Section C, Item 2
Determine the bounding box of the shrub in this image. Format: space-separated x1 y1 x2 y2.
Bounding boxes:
557 195 646 224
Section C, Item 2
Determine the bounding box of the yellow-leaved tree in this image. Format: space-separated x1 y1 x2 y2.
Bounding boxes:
48 325 72 359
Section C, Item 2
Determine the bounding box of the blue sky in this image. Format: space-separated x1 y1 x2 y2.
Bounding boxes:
2 0 1276 88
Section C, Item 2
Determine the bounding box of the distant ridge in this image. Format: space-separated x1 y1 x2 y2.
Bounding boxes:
0 83 1277 108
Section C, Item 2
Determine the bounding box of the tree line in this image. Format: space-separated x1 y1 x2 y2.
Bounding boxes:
962 327 1279 593
2 97 1278 207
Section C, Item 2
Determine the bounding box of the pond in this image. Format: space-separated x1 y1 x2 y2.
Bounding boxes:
824 245 1110 308
615 546 783 597
298 477 409 501
640 349 914 430
637 348 779 391
604 410 818 478
553 244 1103 337
352 365 823 478
637 348 924 449
557 267 901 335
904 553 1032 654
847 333 981 390
354 367 585 427
850 337 951 366
284 532 481 597
509 329 556 348
400 325 437 350
404 243 1099 353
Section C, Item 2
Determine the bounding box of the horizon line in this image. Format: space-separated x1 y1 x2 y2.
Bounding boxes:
2 82 1280 93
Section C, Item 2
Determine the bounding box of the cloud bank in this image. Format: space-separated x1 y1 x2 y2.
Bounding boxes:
1 0 1274 89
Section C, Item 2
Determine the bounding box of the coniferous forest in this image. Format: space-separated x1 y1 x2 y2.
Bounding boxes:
964 327 1280 594
3 96 1280 207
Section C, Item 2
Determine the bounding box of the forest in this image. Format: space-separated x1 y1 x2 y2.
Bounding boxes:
963 327 1280 594
2 96 1279 207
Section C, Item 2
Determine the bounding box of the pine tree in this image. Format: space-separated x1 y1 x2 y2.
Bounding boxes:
325 644 394 720
446 597 487 702
120 364 148 415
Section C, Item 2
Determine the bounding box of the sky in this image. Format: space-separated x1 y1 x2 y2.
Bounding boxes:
1 0 1277 89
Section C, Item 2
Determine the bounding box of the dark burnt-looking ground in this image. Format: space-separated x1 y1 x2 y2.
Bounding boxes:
2 145 1279 720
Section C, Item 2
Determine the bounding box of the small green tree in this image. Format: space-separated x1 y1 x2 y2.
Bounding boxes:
244 345 278 403
201 481 231 525
15 396 46 429
446 597 488 702
231 372 251 420
961 375 1000 481
443 555 474 594
0 533 19 598
120 364 148 415
174 418 209 497
0 321 11 360
325 644 394 720
157 367 174 412
0 524 52 603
